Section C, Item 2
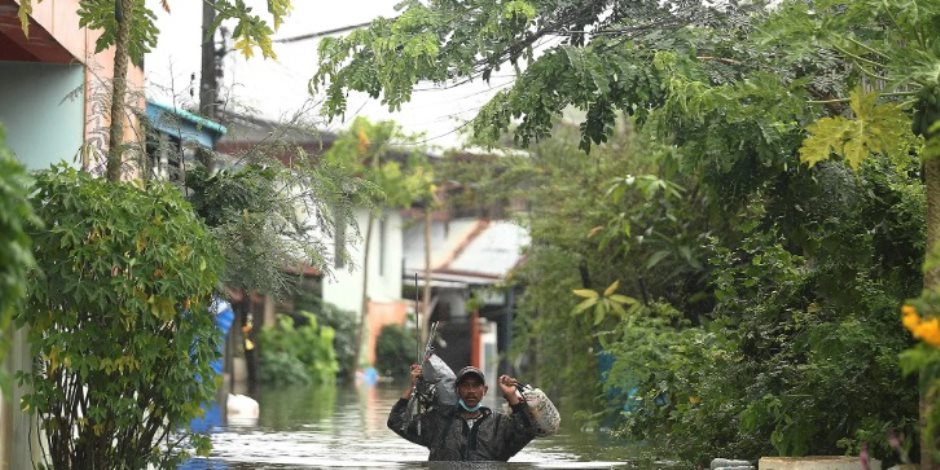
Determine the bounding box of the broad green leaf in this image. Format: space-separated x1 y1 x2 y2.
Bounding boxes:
800 88 913 170
609 294 637 305
604 280 620 297
646 250 670 270
610 302 627 317
593 303 606 325
573 288 599 299
572 297 598 315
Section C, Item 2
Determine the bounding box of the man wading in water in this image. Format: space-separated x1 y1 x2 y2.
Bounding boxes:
387 364 537 461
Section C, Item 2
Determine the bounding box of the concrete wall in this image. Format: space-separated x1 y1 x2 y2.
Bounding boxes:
0 61 84 169
323 208 404 314
0 4 146 466
365 300 408 365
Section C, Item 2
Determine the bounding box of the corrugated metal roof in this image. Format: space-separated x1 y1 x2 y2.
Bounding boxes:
402 217 528 285
448 221 529 277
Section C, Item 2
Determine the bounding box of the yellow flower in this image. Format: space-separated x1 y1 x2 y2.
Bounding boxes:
916 318 940 347
903 310 921 332
901 304 940 347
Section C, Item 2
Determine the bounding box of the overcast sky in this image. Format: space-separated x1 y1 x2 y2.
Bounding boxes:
144 1 517 151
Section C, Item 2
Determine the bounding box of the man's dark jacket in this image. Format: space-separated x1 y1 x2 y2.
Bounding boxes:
387 398 537 461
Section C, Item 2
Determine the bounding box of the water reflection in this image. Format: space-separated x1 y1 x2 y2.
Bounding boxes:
183 382 638 469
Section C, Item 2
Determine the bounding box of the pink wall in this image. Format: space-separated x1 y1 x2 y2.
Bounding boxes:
367 301 408 365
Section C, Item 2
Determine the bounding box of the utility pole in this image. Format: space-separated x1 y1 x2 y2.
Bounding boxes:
199 2 223 173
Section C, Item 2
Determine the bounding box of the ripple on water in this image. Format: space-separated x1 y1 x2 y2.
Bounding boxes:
182 383 636 469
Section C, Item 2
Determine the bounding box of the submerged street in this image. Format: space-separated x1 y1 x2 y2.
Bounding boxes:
188 383 637 469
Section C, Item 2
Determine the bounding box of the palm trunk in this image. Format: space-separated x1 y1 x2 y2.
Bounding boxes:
107 0 132 182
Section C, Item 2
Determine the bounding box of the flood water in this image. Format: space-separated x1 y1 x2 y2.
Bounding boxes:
181 382 649 469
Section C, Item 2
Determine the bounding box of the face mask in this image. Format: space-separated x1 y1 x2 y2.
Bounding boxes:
459 399 482 412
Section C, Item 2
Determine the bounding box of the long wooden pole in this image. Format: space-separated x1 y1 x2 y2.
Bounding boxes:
422 206 432 344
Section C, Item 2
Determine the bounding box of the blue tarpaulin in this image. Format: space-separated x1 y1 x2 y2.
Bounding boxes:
190 298 235 433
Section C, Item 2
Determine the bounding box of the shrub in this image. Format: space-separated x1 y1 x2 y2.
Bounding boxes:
0 127 39 385
375 324 414 380
18 165 224 468
259 312 339 385
292 291 358 379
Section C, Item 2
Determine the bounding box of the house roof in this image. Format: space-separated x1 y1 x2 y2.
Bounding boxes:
0 1 75 63
146 100 227 148
215 110 338 157
402 217 529 287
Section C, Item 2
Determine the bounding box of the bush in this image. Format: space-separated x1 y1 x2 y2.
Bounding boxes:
19 165 224 468
259 312 339 385
292 291 358 379
0 127 38 384
375 324 414 380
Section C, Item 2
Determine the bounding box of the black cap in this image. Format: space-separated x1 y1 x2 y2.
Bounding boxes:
456 366 485 385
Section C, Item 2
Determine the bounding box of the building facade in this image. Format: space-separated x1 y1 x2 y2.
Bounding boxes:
0 1 144 466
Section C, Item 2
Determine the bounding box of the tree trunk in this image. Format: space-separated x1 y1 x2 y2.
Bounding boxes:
353 212 375 370
107 0 133 182
422 206 432 344
923 156 940 469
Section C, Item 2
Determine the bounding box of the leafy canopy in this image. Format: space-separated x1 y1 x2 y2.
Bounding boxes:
18 0 292 62
800 88 914 170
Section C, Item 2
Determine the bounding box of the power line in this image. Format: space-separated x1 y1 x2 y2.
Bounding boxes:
274 19 394 44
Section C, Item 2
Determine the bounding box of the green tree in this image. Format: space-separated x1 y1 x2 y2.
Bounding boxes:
316 0 939 462
18 166 224 468
18 0 292 181
323 117 434 369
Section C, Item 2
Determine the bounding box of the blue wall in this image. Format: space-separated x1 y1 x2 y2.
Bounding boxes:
0 61 85 171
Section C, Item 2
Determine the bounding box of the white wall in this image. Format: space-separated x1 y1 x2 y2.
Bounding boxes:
0 61 84 170
323 208 404 314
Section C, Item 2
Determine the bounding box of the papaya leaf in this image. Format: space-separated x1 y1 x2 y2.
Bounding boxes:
17 0 34 37
800 88 913 170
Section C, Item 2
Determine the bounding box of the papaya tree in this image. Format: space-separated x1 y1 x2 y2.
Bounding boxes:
312 0 939 463
17 0 292 181
757 0 940 464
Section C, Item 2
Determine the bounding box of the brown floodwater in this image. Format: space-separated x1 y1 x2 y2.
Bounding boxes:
181 382 659 469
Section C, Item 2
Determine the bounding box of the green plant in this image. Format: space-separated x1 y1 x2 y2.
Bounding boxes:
0 126 39 388
187 164 345 297
375 324 414 380
18 165 224 469
292 291 358 379
259 312 339 385
322 117 434 370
